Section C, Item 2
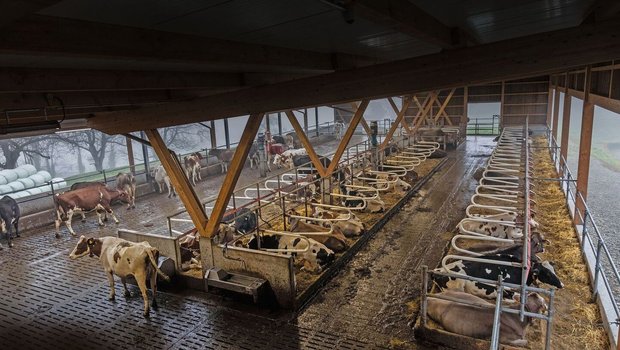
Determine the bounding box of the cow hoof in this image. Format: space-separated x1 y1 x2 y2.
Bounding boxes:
81 219 86 222
55 232 60 239
70 232 77 236
143 310 150 318
98 223 105 227
124 290 131 298
151 301 158 310
109 295 115 301
103 217 109 222
8 242 13 248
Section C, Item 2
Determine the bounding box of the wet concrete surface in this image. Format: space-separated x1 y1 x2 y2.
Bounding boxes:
0 135 495 349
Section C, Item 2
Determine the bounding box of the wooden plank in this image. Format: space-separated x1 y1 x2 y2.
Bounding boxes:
551 87 561 142
381 97 411 148
145 129 208 236
87 17 620 135
325 100 370 175
285 110 327 177
575 66 594 224
204 113 265 237
560 84 572 166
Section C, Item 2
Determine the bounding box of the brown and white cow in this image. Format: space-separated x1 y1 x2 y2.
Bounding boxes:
287 215 348 252
116 172 136 209
311 206 365 237
427 291 547 347
208 148 235 173
69 236 169 317
54 187 129 237
183 152 203 185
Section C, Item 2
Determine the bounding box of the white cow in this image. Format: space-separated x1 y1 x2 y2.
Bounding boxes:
69 236 169 317
273 148 307 169
153 165 176 198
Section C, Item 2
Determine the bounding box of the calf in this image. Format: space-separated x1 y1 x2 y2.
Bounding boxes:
333 122 344 140
222 208 257 234
427 291 547 347
432 254 563 299
311 206 365 237
273 148 307 169
54 187 129 237
116 172 136 209
247 233 335 274
0 196 20 249
265 143 287 171
153 165 176 198
339 184 385 213
183 152 203 185
459 212 539 239
69 236 169 317
472 231 549 256
288 215 348 252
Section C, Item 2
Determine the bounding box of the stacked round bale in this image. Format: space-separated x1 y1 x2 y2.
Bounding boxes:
0 165 66 199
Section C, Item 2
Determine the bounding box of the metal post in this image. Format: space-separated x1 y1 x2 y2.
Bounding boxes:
265 113 271 133
421 266 428 326
545 288 556 350
102 170 107 184
126 136 136 175
140 131 150 179
210 120 217 148
304 108 308 134
593 239 604 297
315 107 319 137
490 278 504 349
277 112 283 135
224 118 231 149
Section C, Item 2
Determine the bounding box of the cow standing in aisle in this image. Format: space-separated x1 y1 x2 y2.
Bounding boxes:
54 187 129 237
116 172 136 209
153 165 176 198
0 196 20 249
183 152 203 185
69 236 169 317
208 148 235 173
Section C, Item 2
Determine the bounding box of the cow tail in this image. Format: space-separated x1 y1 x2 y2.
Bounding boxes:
146 248 170 282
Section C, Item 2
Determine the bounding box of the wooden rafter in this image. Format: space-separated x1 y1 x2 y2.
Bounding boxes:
204 113 265 238
381 97 411 147
413 92 438 131
391 96 413 132
285 110 327 177
350 101 372 135
145 129 208 236
325 100 370 175
432 89 455 125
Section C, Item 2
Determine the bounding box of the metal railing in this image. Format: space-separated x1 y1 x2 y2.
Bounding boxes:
547 129 620 347
467 115 500 135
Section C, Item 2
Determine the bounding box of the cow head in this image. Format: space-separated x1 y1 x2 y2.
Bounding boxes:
301 239 335 274
530 231 550 254
532 261 564 289
272 154 283 168
215 223 237 245
69 236 102 259
393 179 412 193
366 198 386 213
525 292 548 314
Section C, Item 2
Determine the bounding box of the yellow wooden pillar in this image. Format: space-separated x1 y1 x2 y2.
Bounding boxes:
575 66 594 224
286 110 327 177
326 99 370 175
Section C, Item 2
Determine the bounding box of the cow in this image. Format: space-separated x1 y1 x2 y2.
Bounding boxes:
333 122 344 140
339 184 385 213
287 215 348 252
0 196 20 249
248 142 260 169
265 143 287 171
71 181 106 191
116 172 136 209
208 148 235 173
432 254 563 299
427 291 547 347
54 187 129 237
247 233 335 274
458 212 539 239
69 236 169 317
359 172 411 194
222 208 257 234
152 165 176 198
311 206 365 237
470 231 549 256
183 152 202 185
289 155 347 183
273 148 307 169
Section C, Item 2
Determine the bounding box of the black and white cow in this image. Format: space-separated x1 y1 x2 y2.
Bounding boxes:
69 236 169 317
247 233 335 274
339 184 385 213
432 254 563 299
459 211 539 239
0 196 20 249
222 208 257 234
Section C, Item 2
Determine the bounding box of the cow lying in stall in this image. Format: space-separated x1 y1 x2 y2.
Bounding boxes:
338 183 386 213
459 211 539 239
54 186 129 237
310 205 365 237
287 214 348 252
0 196 20 249
432 254 563 300
183 152 203 185
427 290 547 347
247 233 335 274
152 165 176 198
69 236 169 317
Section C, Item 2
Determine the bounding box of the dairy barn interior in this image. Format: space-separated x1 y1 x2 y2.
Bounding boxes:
1 1 620 349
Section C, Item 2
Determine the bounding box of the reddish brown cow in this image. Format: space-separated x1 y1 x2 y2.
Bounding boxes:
54 187 129 237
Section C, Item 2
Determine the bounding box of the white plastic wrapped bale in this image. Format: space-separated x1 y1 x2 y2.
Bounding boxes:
51 178 67 190
26 188 42 195
14 167 29 179
38 185 52 193
19 164 37 176
0 169 18 182
0 174 7 185
36 171 52 182
14 191 31 199
17 178 35 188
29 174 46 186
0 184 12 194
7 181 25 192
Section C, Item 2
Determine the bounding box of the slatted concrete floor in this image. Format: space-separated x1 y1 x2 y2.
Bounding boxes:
0 136 495 349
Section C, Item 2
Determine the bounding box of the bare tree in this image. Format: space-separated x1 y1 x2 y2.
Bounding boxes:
55 130 124 172
0 136 52 169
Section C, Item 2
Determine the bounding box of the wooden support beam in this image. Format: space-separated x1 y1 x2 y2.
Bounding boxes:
560 83 572 166
325 100 369 175
145 129 208 236
575 66 594 224
0 1 60 28
86 17 620 134
433 89 455 125
381 97 411 148
353 0 467 48
126 136 135 175
285 110 327 177
551 87 561 143
204 113 264 238
351 101 372 135
462 86 469 129
413 92 437 131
